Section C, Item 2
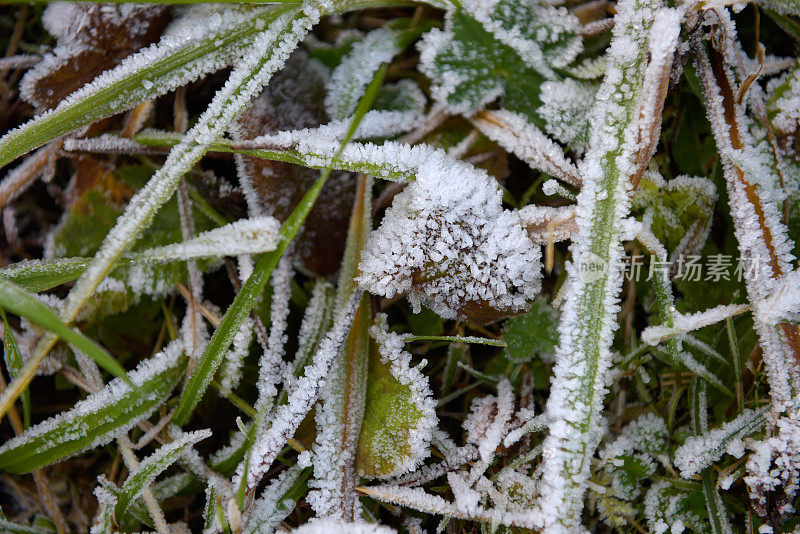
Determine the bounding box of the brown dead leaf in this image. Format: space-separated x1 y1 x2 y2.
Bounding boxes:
21 4 170 109
236 50 355 277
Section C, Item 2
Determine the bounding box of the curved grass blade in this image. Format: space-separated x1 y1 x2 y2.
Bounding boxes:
0 342 186 474
0 5 294 170
0 308 30 428
133 131 426 183
0 2 314 424
0 276 130 385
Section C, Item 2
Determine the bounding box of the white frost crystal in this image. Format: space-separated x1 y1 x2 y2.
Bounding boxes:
745 404 800 517
357 160 541 322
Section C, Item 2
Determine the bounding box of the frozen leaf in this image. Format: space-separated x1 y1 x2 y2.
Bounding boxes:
502 299 559 363
0 340 185 473
461 0 582 77
354 314 437 479
538 78 597 155
357 154 542 323
644 481 712 534
632 172 717 255
284 280 336 394
21 3 170 109
235 50 355 276
418 6 557 122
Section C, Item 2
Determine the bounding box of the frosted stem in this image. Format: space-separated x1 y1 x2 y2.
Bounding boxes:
693 34 800 405
537 2 677 530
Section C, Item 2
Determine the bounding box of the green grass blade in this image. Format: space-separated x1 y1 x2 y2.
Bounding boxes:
174 63 389 427
174 185 331 425
135 131 420 182
173 172 330 425
0 276 130 385
0 343 186 473
233 64 388 504
537 1 673 528
115 429 211 518
0 6 293 170
0 2 314 424
0 258 90 293
0 308 30 428
402 334 507 347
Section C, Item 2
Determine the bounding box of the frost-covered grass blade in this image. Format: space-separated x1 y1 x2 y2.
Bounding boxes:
0 342 185 473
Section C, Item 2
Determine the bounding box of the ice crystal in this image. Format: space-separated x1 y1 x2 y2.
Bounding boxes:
745 403 800 518
675 407 767 478
357 156 541 323
538 78 596 154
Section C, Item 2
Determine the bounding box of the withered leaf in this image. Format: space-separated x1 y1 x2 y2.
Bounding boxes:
21 4 170 109
236 50 355 277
